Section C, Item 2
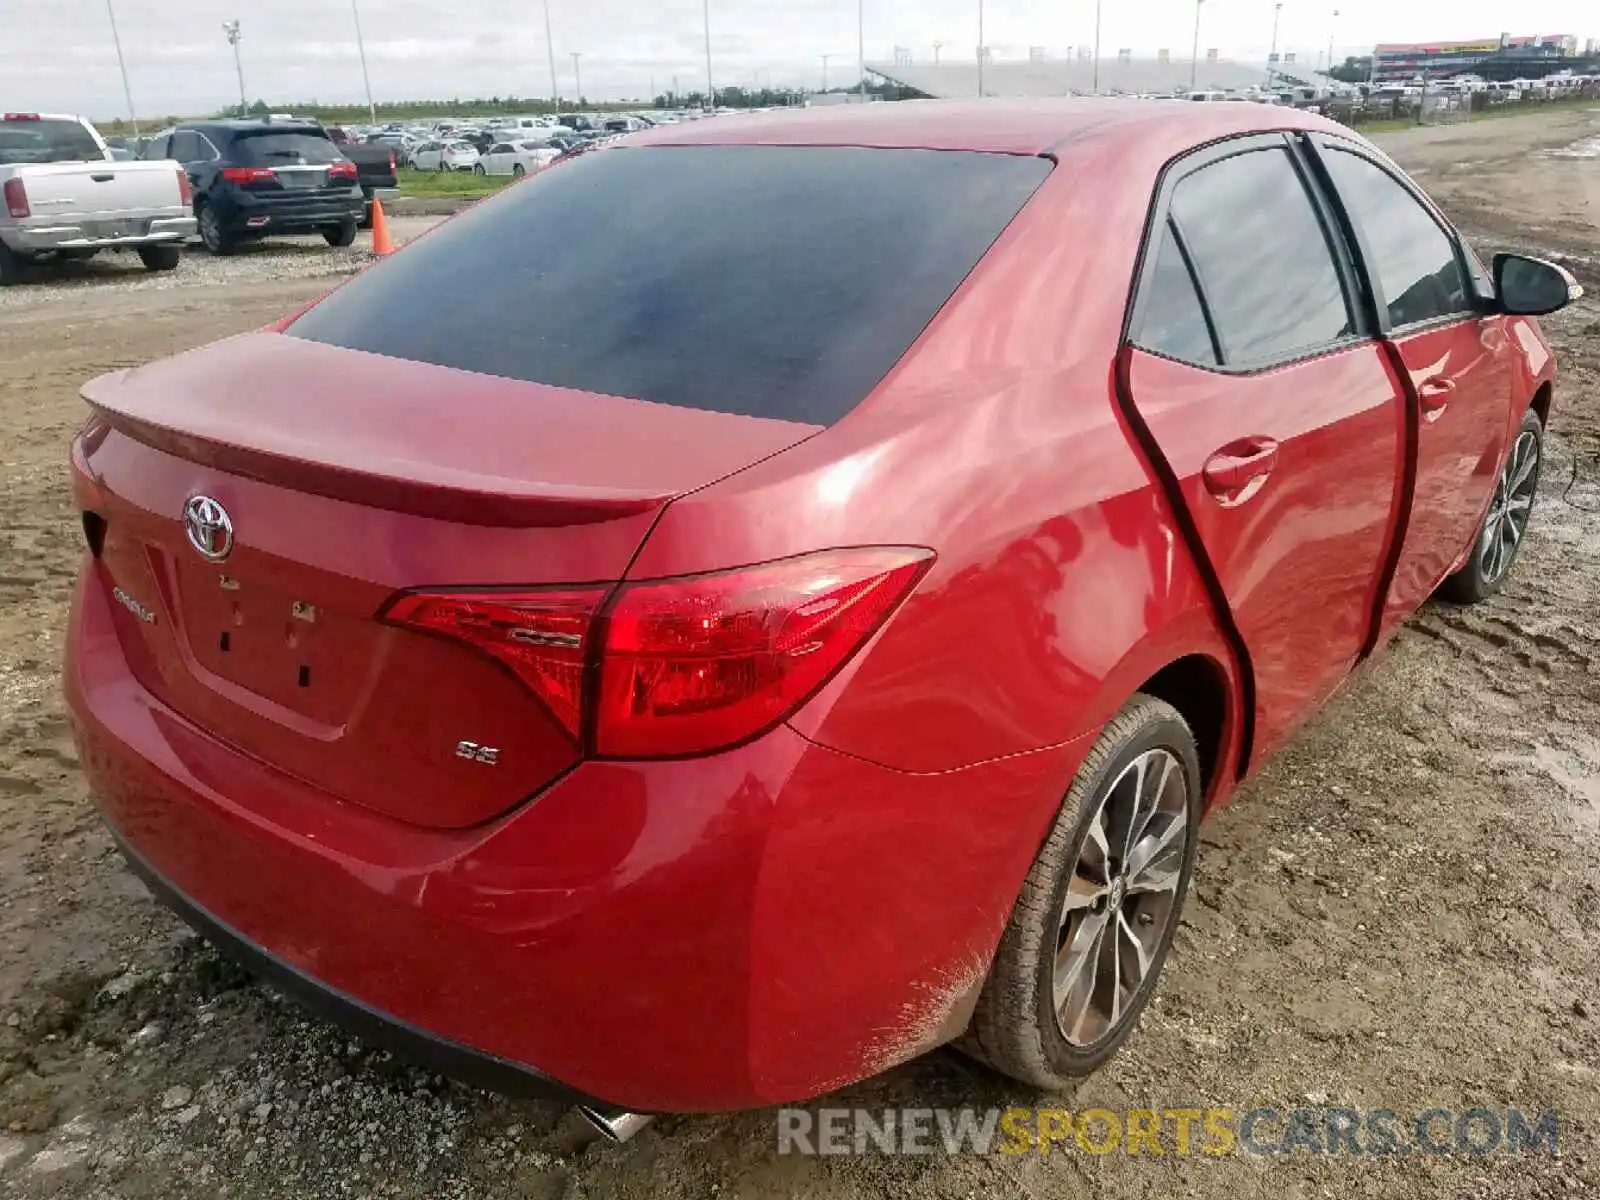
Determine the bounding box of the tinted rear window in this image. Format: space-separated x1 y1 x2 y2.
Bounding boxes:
288 145 1050 423
0 118 102 164
231 130 339 165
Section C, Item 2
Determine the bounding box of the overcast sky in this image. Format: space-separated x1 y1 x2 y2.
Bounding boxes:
7 0 1597 118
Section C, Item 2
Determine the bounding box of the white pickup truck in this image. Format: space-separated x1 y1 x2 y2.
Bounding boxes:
0 111 197 285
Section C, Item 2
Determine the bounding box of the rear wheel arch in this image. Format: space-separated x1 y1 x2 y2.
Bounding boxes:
1530 381 1552 429
1135 654 1232 800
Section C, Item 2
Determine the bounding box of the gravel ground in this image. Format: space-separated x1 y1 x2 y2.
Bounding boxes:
0 216 445 305
0 107 1597 1200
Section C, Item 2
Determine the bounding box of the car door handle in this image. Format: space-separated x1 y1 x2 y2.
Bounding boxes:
1202 437 1280 503
90 173 115 183
1418 377 1456 413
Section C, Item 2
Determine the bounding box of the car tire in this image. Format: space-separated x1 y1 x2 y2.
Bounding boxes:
196 202 235 256
137 244 182 272
323 220 358 248
512 163 526 179
473 163 486 176
437 159 448 173
1439 406 1544 605
960 694 1202 1089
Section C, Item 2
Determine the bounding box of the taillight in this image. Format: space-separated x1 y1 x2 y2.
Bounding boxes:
596 549 931 756
329 160 358 181
380 587 606 740
175 168 192 206
380 548 932 759
388 150 397 171
221 166 275 184
3 178 28 219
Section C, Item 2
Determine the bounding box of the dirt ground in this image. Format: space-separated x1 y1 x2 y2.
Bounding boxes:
1 107 1597 1199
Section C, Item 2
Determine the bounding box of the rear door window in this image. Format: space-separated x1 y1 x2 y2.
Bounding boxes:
1168 147 1353 366
170 131 203 162
1136 221 1220 367
288 145 1050 424
231 130 340 165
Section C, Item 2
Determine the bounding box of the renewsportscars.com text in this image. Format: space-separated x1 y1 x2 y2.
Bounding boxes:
776 1106 1560 1158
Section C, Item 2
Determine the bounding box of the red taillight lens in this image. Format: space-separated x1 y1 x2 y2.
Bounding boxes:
3 178 29 219
329 160 358 181
380 587 606 741
388 150 397 171
381 548 931 758
595 548 932 757
175 168 192 206
221 166 275 184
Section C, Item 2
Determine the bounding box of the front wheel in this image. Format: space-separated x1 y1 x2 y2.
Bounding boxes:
511 163 526 179
472 163 486 176
1440 406 1543 604
323 219 358 248
961 695 1201 1088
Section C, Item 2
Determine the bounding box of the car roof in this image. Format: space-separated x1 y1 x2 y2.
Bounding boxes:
185 120 324 137
627 97 1340 157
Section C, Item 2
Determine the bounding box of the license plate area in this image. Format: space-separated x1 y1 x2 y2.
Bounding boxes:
171 559 371 723
83 218 142 239
275 169 328 189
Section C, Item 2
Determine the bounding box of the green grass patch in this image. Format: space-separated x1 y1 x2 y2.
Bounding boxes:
396 167 511 199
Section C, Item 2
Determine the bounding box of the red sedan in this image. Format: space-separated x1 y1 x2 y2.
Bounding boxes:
64 101 1577 1123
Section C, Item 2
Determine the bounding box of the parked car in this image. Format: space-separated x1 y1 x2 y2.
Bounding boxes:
410 140 480 172
146 120 364 255
0 111 195 285
324 125 399 227
65 102 1575 1129
365 131 414 166
475 139 562 178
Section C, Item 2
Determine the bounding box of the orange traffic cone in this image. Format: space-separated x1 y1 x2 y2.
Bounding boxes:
370 198 395 257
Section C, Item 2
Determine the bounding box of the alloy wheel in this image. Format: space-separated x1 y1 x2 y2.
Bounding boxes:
1052 747 1190 1047
1480 429 1539 585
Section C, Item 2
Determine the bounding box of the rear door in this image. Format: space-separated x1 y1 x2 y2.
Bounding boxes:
1123 136 1407 757
1311 139 1516 632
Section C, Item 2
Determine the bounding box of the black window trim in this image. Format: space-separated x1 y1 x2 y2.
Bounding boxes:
1302 133 1485 337
1124 131 1373 377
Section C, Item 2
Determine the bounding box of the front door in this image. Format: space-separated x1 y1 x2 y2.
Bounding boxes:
1123 137 1406 758
1313 141 1516 631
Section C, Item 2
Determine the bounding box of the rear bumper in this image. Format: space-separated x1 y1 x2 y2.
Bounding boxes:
219 190 365 233
3 215 195 252
64 558 1083 1112
108 825 601 1107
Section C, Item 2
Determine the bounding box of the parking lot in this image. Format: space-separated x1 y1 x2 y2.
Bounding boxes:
1 106 1598 1199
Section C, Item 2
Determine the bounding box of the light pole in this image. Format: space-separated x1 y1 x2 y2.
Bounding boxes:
571 51 583 104
351 0 376 124
977 0 984 97
1327 9 1339 85
1266 2 1284 88
933 40 942 66
858 0 866 102
821 53 834 92
104 0 139 136
543 0 560 107
222 19 246 114
1190 0 1205 91
703 0 715 109
1092 0 1102 94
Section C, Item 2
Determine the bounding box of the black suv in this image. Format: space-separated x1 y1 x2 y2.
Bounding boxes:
142 120 364 255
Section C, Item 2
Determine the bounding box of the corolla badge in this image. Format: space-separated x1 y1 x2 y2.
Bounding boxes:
183 495 234 562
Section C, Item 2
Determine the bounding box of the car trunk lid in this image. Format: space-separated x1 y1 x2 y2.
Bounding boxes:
75 332 818 829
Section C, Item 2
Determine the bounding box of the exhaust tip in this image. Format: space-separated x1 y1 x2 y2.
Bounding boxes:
575 1105 654 1145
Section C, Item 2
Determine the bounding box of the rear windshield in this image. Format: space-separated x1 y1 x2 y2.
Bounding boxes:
0 118 102 165
231 130 339 165
288 145 1049 423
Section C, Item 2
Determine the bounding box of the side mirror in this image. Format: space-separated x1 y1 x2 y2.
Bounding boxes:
1494 252 1583 316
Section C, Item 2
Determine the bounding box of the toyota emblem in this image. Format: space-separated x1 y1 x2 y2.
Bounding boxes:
183 495 234 562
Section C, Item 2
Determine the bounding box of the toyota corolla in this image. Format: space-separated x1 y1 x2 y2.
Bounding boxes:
63 101 1576 1130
